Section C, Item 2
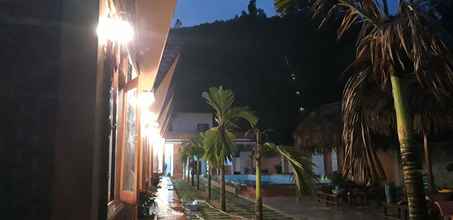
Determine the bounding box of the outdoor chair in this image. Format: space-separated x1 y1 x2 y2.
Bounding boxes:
347 189 368 206
434 201 453 220
316 185 346 207
383 201 408 220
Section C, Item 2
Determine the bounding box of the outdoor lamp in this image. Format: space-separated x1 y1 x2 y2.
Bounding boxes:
139 90 155 111
142 111 158 124
96 16 134 44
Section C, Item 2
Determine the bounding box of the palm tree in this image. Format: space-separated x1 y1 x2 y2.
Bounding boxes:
181 134 205 189
180 144 191 183
203 134 219 203
253 129 317 220
192 136 204 190
202 86 258 211
276 0 453 219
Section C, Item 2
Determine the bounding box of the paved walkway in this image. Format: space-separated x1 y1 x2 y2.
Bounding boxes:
154 177 186 220
263 196 386 220
173 179 294 220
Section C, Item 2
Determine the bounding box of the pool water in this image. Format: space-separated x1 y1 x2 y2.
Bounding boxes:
225 175 293 185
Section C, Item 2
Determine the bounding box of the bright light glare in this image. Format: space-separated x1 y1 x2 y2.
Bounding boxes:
139 91 155 111
142 111 159 137
142 111 158 123
96 17 134 43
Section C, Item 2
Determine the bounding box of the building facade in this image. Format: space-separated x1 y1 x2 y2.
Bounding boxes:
2 0 177 219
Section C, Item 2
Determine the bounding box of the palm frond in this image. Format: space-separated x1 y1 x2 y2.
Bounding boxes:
224 106 258 129
202 86 235 122
342 70 387 185
313 0 453 98
202 86 258 170
264 143 318 196
274 0 302 15
202 127 236 167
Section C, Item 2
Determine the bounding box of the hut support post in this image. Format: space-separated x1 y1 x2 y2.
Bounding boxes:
390 74 426 220
423 133 434 192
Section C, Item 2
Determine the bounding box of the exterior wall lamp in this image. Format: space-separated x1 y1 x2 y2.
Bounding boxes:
96 15 134 44
139 89 155 110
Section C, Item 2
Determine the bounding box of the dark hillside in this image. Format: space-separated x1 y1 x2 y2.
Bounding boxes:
170 12 355 143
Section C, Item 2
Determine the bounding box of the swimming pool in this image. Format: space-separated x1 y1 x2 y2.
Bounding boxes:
225 175 293 185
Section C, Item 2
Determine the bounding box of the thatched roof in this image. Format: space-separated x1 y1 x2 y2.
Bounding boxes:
293 102 342 152
348 83 453 139
340 76 453 185
294 94 453 185
294 94 453 152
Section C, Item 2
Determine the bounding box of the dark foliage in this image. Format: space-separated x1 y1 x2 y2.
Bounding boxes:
169 10 355 144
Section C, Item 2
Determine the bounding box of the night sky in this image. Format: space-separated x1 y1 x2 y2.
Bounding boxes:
173 0 277 27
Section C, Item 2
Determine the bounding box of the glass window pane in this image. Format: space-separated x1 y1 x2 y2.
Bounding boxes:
127 63 137 81
123 89 137 192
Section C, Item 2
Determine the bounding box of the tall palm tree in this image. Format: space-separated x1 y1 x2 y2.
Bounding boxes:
202 86 258 211
276 0 453 219
192 136 204 190
203 133 219 203
253 128 316 220
180 144 191 183
181 134 204 189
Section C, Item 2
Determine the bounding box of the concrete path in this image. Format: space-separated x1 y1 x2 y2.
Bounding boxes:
173 179 294 220
263 196 386 220
155 177 186 220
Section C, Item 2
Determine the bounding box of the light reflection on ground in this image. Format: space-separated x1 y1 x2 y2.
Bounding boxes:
155 177 186 219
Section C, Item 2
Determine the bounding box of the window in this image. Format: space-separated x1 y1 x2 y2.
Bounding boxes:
127 62 138 81
196 123 209 132
122 88 137 192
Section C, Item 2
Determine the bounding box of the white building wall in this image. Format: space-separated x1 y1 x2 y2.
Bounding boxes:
312 153 325 177
240 151 252 174
170 112 213 133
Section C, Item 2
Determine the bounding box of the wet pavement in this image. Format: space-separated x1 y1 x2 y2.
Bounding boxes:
173 179 295 220
263 196 386 220
155 177 186 220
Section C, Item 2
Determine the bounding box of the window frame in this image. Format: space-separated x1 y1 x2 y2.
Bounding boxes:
118 79 139 204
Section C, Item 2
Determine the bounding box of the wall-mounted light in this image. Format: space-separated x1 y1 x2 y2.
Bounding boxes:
139 90 155 111
142 111 158 124
96 16 134 44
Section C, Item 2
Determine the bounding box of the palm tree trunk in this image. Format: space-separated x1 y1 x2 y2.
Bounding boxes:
220 163 226 211
182 164 185 181
208 166 212 202
255 131 263 220
423 133 434 192
187 163 190 182
196 159 200 190
390 74 427 220
186 158 190 182
191 159 195 187
187 160 189 182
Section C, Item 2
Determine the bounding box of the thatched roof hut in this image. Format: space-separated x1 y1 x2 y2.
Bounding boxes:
294 91 453 185
341 85 453 186
293 102 342 152
346 84 453 139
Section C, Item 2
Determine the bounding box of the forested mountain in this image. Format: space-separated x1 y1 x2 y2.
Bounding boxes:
169 7 355 143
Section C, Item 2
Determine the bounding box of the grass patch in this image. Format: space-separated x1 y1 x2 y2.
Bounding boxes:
173 180 203 202
172 178 295 220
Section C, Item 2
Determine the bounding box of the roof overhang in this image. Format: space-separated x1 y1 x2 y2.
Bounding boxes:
135 0 177 90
